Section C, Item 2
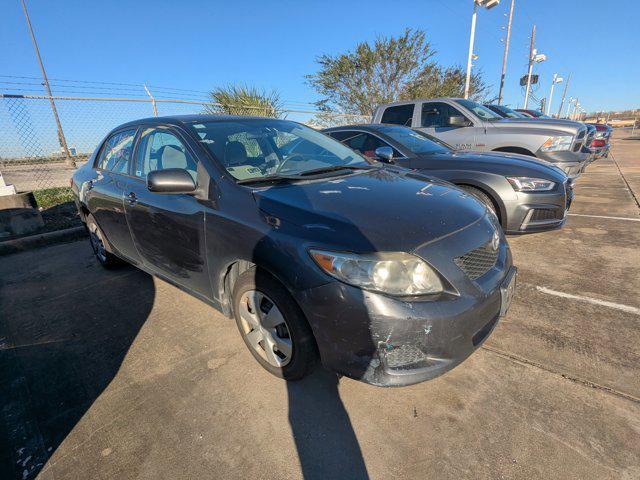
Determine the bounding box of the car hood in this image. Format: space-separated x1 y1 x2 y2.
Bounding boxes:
492 118 581 135
251 168 488 253
410 151 566 180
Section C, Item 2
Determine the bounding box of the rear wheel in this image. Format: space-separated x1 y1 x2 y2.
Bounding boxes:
86 215 124 269
232 267 317 380
459 185 500 222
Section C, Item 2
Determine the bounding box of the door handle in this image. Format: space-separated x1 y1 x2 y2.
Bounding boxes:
126 192 137 205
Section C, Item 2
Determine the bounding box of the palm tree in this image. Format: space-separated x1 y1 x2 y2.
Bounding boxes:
203 85 284 118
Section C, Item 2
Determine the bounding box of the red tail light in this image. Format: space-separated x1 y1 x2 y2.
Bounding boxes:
592 139 605 147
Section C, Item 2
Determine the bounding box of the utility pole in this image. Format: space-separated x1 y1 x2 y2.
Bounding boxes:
556 72 571 118
497 0 515 105
20 0 75 167
523 24 536 109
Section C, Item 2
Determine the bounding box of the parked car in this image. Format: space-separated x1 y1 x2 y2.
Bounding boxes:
324 124 572 234
515 109 550 118
586 123 612 158
372 98 589 178
484 104 529 119
71 115 516 387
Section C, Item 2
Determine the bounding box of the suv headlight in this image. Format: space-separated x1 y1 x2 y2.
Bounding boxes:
309 250 443 296
507 176 555 191
540 135 573 152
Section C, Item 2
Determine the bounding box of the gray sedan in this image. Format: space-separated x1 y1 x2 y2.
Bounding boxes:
324 124 572 234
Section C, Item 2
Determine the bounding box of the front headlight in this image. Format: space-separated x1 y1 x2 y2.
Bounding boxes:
540 135 573 152
507 176 555 191
309 250 443 296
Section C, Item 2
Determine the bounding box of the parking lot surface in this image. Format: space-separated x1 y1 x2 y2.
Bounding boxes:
1 131 639 480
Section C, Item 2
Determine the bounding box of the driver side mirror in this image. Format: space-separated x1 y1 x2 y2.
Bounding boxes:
147 168 196 194
448 116 472 127
374 146 394 163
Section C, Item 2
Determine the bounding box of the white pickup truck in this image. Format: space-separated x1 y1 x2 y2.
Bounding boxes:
372 97 588 177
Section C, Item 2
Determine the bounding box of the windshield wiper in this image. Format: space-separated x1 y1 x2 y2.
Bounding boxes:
297 164 376 177
236 174 302 185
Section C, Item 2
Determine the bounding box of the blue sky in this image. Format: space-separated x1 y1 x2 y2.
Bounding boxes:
2 0 638 114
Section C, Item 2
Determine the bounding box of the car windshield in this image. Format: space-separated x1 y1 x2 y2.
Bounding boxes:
375 125 451 154
490 105 527 119
455 99 503 120
188 119 372 182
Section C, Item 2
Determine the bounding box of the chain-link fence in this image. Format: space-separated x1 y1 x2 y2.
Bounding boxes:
0 94 369 192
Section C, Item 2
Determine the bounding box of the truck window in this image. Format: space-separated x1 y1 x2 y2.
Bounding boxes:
380 104 414 126
421 102 465 128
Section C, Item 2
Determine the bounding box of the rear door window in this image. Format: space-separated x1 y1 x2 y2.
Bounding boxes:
97 129 136 175
380 104 414 126
332 131 402 158
421 102 464 128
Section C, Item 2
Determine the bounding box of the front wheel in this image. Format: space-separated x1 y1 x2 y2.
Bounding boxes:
459 185 500 222
232 267 317 380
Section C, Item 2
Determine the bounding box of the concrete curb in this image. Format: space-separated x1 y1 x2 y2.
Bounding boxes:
0 226 87 256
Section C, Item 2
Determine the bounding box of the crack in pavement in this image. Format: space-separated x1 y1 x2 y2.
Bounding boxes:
481 345 640 404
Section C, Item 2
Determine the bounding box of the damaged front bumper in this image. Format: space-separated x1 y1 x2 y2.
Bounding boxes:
294 226 515 387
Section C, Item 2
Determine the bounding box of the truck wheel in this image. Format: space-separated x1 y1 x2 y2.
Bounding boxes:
460 186 500 221
233 267 317 380
86 214 125 269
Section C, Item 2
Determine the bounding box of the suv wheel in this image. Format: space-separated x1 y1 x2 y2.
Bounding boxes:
86 215 124 269
232 267 317 380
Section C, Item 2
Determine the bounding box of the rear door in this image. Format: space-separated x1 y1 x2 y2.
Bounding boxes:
415 101 479 151
86 128 142 263
124 125 210 297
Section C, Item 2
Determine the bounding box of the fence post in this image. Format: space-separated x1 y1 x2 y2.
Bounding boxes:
144 84 158 116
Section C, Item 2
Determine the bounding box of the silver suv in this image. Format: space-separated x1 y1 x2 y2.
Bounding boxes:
372 98 588 178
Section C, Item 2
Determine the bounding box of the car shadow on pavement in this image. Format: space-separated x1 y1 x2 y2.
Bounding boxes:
0 262 155 480
287 370 370 480
251 176 396 480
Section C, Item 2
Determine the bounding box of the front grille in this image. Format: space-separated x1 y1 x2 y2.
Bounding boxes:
384 345 427 369
530 207 564 222
454 241 499 280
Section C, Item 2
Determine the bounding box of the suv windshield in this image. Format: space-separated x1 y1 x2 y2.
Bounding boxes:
455 99 503 120
188 119 371 182
376 125 451 155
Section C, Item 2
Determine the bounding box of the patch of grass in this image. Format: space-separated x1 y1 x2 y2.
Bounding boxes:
34 187 75 209
32 187 82 233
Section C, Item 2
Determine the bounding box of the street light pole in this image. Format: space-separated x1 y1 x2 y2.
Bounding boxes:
556 72 571 118
565 97 574 118
497 0 515 105
19 0 75 168
464 0 500 99
523 24 536 109
464 1 479 99
546 74 562 116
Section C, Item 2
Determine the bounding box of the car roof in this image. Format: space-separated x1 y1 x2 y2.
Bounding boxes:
323 124 401 132
115 114 286 130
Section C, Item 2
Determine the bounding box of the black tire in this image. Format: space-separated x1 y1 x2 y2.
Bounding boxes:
459 185 499 218
86 214 125 269
232 267 317 380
